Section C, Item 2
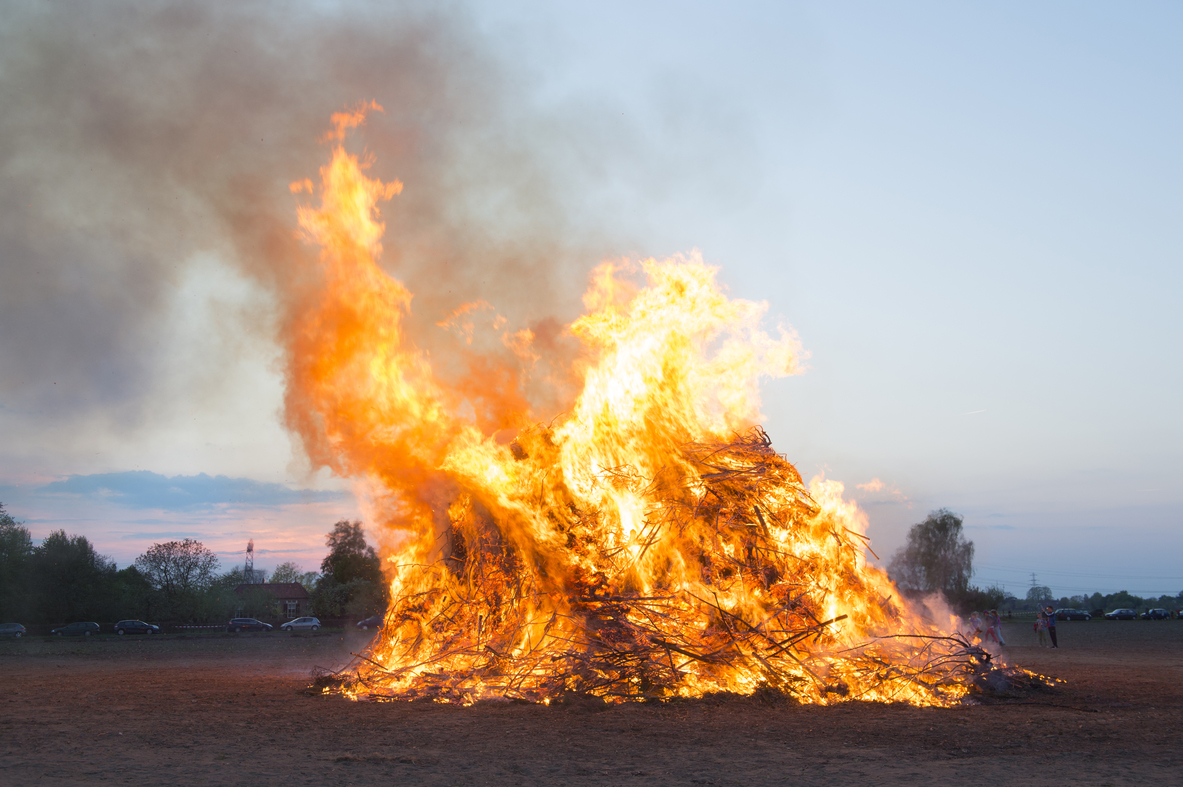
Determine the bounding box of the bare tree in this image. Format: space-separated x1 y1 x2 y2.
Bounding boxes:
134 539 219 617
888 509 974 599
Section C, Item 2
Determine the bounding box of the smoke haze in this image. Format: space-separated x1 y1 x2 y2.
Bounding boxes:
0 0 657 473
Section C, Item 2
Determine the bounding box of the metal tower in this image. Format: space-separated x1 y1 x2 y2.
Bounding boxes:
244 540 263 583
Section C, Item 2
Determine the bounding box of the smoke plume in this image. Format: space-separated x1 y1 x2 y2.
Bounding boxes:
0 1 626 452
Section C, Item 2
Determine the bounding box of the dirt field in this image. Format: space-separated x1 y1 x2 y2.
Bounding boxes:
2 620 1181 786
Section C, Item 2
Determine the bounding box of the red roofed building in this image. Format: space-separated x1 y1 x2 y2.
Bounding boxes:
234 582 312 619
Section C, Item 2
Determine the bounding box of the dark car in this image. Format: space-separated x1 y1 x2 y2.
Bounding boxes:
0 623 26 638
227 617 272 633
51 622 101 636
1104 608 1137 620
356 615 384 631
1141 608 1170 620
114 620 161 635
1053 609 1091 621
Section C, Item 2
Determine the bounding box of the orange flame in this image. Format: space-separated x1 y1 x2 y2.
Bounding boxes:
287 105 985 707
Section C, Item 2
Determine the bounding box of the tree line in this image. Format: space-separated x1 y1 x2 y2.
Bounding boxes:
1018 585 1180 617
888 508 1182 616
4 500 1177 624
0 504 388 624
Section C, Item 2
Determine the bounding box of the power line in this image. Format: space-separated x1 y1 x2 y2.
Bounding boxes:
975 564 1183 582
973 577 1180 596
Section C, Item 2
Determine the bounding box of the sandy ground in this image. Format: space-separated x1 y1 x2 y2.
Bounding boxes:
2 620 1181 786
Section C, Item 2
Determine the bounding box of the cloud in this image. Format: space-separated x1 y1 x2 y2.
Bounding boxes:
36 471 346 512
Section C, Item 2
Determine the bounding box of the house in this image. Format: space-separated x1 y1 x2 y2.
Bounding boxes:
233 582 312 619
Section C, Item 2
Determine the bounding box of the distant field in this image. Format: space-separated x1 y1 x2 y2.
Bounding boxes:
1000 616 1183 653
5 616 1177 661
1 619 1180 786
0 627 370 668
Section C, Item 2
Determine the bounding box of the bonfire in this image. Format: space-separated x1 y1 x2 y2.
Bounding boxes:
285 104 1017 707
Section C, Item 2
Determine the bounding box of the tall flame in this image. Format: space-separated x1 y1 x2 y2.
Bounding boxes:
288 105 987 707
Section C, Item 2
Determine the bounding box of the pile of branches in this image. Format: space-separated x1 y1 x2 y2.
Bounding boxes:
332 427 1018 706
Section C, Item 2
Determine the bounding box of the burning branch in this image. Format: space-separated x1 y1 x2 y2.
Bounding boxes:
331 429 1019 706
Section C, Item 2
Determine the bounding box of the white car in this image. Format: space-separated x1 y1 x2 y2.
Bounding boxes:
280 616 322 632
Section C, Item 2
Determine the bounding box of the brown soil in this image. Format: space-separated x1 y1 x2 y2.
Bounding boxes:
2 620 1181 785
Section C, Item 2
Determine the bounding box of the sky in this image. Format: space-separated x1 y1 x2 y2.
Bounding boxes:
0 1 1179 598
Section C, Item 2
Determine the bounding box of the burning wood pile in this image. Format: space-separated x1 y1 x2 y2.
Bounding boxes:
327 427 1003 706
286 105 1025 708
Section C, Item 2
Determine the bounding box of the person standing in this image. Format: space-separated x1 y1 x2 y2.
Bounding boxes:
990 609 1006 646
1036 611 1048 647
982 611 1000 645
968 611 983 643
1045 605 1059 648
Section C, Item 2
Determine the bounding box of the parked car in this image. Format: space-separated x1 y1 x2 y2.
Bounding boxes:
356 615 384 631
0 623 26 638
1104 609 1137 620
1141 608 1170 620
280 617 321 632
114 620 161 635
227 618 273 633
51 622 101 636
1053 609 1091 621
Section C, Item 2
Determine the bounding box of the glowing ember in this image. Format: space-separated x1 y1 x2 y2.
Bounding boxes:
288 105 1003 707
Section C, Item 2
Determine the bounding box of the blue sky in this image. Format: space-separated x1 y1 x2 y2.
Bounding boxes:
0 1 1179 596
34 472 345 510
1 472 355 572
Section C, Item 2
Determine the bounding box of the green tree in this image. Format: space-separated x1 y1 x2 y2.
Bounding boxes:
0 503 33 621
31 530 117 622
215 566 249 587
109 565 157 621
888 509 975 598
313 521 387 618
319 521 382 586
1026 586 1053 605
1087 592 1105 613
198 569 251 623
957 585 1007 615
1103 590 1143 612
235 584 280 619
134 539 220 621
312 577 388 618
269 561 319 590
